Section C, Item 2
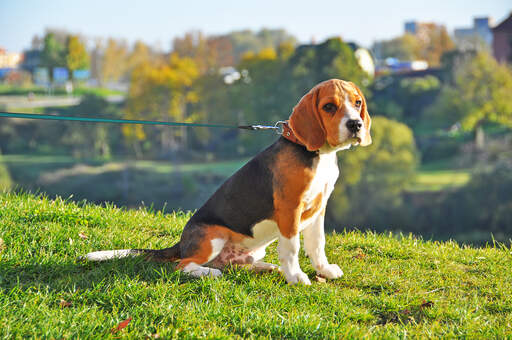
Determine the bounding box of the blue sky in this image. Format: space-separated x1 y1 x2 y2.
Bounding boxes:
1 0 510 52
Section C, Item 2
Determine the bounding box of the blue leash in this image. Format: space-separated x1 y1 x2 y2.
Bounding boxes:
0 111 283 132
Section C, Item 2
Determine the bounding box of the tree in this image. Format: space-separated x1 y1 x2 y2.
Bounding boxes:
370 75 441 125
421 26 455 66
286 37 369 102
173 31 214 74
101 38 129 84
128 41 153 70
372 34 421 61
327 116 418 230
227 28 297 64
372 29 454 66
41 33 66 81
125 53 200 156
427 52 512 149
65 35 90 80
60 94 120 159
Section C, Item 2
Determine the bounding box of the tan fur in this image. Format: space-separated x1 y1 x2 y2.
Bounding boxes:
271 149 315 238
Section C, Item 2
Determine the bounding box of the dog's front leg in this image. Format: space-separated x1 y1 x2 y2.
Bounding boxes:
278 233 311 285
303 214 343 279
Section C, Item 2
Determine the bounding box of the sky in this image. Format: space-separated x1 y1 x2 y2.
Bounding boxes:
1 0 510 53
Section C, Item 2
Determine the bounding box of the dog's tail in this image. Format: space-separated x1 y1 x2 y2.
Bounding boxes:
79 242 181 262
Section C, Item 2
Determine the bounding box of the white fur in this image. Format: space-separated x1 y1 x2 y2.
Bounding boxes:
83 249 138 261
241 150 342 285
303 214 343 279
182 262 222 278
336 95 365 148
278 234 311 285
209 238 226 261
242 219 279 249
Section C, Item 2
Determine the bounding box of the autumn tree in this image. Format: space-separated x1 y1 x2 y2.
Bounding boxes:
426 51 512 149
373 27 454 66
65 35 90 80
101 38 129 84
128 41 154 70
420 26 455 66
372 34 421 61
125 53 200 156
173 31 215 74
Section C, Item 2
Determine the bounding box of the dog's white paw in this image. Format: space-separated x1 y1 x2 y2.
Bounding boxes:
183 263 223 278
286 271 312 285
317 264 343 279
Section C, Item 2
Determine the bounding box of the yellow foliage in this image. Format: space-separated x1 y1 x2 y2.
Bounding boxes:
124 52 201 144
66 35 90 72
241 47 277 63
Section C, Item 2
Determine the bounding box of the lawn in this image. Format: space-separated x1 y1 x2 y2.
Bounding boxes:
0 84 124 97
408 169 471 192
1 192 511 338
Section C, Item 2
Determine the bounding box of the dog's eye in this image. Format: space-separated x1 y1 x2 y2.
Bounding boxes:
322 103 337 113
355 100 362 108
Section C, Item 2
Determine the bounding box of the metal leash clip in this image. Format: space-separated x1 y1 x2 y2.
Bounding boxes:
238 122 285 135
273 121 287 135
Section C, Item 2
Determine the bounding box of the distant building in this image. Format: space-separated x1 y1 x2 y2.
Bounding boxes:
454 17 493 50
20 50 42 73
404 21 417 35
0 49 22 68
493 12 512 63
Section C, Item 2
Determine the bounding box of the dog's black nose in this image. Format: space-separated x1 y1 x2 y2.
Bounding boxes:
346 119 362 133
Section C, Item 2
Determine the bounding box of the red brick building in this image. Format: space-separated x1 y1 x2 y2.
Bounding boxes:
493 12 512 63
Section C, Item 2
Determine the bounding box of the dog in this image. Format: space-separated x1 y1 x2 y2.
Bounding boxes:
83 79 372 285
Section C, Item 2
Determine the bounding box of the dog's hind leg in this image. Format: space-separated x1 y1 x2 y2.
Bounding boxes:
176 225 231 278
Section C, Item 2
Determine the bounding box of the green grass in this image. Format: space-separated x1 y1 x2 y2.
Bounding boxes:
1 192 511 338
0 84 124 97
409 169 471 192
3 154 246 176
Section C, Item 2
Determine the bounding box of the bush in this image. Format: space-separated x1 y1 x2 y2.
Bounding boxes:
439 163 512 238
327 116 418 231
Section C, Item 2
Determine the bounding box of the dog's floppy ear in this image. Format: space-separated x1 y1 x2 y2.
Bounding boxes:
353 84 372 147
289 88 326 151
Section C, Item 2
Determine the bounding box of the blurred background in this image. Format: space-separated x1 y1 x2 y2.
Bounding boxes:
1 1 511 244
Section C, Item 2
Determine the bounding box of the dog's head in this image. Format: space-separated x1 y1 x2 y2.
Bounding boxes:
289 79 372 151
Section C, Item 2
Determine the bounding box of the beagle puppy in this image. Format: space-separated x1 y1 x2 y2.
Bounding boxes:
84 79 372 285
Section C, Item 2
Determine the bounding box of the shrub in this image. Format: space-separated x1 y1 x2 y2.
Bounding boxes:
327 116 418 230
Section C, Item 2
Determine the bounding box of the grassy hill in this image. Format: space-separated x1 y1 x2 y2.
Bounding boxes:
0 192 511 338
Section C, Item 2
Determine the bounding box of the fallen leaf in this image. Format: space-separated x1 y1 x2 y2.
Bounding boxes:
111 317 132 333
314 275 327 283
420 300 434 309
353 248 366 259
399 309 411 315
59 300 72 308
0 238 5 252
78 232 88 240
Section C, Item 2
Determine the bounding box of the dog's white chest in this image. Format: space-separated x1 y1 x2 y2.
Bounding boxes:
303 152 339 207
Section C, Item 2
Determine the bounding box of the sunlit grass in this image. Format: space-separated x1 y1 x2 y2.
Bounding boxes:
409 169 471 192
1 192 511 338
